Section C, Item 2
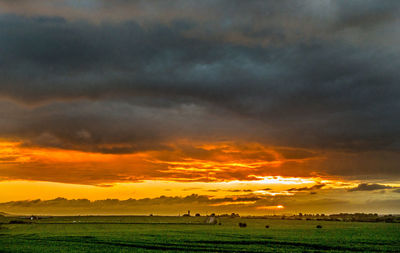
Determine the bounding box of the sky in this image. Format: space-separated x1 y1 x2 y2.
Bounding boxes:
0 0 400 215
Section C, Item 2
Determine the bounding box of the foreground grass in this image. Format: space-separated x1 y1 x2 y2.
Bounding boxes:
1 216 399 252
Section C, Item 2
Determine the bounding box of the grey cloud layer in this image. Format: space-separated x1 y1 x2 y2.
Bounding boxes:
348 183 395 192
0 1 399 179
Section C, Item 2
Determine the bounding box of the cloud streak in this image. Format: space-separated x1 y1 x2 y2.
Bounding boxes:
348 183 395 192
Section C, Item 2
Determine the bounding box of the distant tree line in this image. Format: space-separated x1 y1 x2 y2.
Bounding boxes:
250 213 400 223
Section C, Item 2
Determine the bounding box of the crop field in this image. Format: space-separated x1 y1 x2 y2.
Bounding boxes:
1 216 399 252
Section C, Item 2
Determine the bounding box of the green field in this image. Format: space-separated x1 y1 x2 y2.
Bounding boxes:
1 216 399 252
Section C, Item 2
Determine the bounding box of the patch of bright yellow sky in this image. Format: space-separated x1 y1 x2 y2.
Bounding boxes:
0 177 356 202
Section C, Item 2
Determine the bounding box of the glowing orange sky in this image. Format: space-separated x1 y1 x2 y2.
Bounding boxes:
0 139 327 199
2 139 400 215
0 139 324 185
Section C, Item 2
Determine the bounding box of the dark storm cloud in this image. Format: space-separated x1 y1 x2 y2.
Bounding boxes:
0 1 399 179
0 100 172 153
276 148 318 160
348 183 394 192
0 12 399 151
0 100 265 154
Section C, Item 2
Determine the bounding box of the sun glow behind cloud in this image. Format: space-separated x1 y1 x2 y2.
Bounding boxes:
0 140 351 187
256 205 284 210
210 201 257 206
0 140 323 183
243 176 315 185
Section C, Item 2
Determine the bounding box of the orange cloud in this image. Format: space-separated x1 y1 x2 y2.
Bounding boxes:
0 140 326 186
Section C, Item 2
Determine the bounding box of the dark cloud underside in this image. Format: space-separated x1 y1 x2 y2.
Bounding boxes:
0 0 399 181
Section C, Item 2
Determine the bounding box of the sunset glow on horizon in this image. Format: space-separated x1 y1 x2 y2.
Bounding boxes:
1 134 400 215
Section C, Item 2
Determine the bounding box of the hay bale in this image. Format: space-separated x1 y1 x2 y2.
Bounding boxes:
205 216 217 224
238 222 247 228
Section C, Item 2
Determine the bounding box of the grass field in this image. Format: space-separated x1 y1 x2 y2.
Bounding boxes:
1 216 399 252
